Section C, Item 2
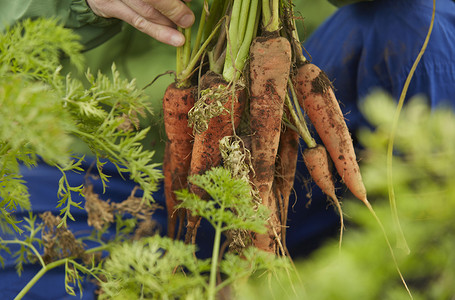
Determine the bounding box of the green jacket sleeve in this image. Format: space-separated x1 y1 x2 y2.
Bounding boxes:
0 0 122 50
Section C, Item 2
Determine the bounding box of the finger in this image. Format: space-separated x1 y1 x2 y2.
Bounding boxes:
121 0 175 27
146 0 195 28
105 1 186 46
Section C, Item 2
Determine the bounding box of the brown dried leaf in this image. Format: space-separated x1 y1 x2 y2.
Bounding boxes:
84 184 114 230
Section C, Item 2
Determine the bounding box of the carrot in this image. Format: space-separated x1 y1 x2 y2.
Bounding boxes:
249 32 292 253
185 71 246 244
302 144 344 247
294 62 412 294
162 83 196 239
274 110 299 247
294 62 367 204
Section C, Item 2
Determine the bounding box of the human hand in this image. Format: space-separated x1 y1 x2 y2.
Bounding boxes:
86 0 195 47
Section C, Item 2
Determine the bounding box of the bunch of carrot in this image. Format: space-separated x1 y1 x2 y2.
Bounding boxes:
160 0 368 255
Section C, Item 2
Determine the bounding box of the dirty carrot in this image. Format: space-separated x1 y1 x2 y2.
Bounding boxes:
294 62 367 204
249 32 292 253
162 83 195 239
274 109 299 246
294 61 412 295
302 144 344 247
186 71 245 243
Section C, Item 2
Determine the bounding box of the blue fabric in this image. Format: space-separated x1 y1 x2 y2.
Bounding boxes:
2 0 455 298
0 160 165 299
301 0 455 132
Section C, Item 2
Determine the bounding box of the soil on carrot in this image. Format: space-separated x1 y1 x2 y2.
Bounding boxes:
310 70 333 95
199 71 227 90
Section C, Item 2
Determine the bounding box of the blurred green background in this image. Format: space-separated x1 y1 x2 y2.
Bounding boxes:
78 1 337 163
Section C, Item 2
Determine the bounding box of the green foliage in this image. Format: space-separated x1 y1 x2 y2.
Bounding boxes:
0 18 84 85
99 167 287 300
0 19 81 232
3 214 44 276
0 76 74 163
0 18 161 231
99 236 208 300
176 167 269 233
65 64 161 204
239 92 455 299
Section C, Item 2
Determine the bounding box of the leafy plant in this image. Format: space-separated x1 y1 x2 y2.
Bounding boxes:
99 167 289 300
0 18 161 232
0 17 166 299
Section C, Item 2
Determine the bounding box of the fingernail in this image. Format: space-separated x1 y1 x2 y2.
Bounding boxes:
179 13 194 28
170 34 185 47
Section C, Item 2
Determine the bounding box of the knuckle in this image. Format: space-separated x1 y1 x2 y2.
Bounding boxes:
132 16 148 32
142 6 159 19
155 0 186 20
165 5 183 20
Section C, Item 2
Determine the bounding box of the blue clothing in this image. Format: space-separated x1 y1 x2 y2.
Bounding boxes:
2 0 455 298
0 160 167 299
301 0 455 132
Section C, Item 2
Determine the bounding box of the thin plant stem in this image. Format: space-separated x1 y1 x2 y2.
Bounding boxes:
204 0 227 41
386 0 435 255
190 0 208 62
175 2 193 87
2 240 45 268
178 18 225 85
363 201 413 299
14 259 67 300
290 16 306 64
285 80 316 148
183 3 192 67
208 220 223 300
176 28 184 75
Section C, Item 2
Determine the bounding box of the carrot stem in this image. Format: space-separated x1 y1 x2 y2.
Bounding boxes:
183 26 192 68
177 18 224 86
286 80 316 148
261 0 272 30
204 0 227 41
228 0 243 56
263 0 279 32
176 28 184 75
223 0 259 81
175 2 192 87
237 0 252 47
190 0 208 62
290 14 307 64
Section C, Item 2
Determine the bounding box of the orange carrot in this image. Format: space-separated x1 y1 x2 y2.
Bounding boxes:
185 71 245 244
274 112 299 246
249 33 292 253
294 63 367 204
302 144 344 246
162 83 195 239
